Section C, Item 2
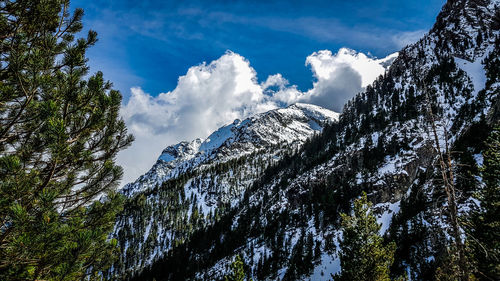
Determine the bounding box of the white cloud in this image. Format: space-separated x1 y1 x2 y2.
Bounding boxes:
392 29 427 49
278 48 398 111
306 49 388 87
118 48 397 184
262 73 289 89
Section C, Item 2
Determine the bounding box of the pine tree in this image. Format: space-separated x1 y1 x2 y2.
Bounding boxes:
304 232 314 272
0 1 133 280
314 239 322 262
225 254 251 281
332 193 397 281
469 126 500 280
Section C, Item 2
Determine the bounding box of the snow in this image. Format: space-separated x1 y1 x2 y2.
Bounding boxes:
378 157 397 175
158 152 176 163
113 103 339 275
377 155 411 177
111 5 500 277
454 56 486 97
143 217 153 243
473 153 483 166
375 201 401 235
355 172 363 185
250 242 271 266
121 103 337 197
308 120 322 131
293 103 340 121
371 131 380 145
200 122 237 152
310 253 341 280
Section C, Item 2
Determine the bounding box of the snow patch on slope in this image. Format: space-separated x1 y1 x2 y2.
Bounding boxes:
454 56 486 97
375 201 401 235
310 253 341 280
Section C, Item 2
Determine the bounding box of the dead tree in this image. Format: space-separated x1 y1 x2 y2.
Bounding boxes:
422 81 468 280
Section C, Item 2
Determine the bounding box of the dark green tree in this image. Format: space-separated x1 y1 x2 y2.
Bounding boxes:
332 193 397 281
225 254 251 281
0 0 133 280
469 126 500 280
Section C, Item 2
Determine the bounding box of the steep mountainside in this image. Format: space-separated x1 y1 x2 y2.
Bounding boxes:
109 103 339 278
128 0 500 280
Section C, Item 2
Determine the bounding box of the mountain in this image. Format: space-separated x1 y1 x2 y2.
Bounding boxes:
112 0 500 280
109 103 339 278
121 103 338 198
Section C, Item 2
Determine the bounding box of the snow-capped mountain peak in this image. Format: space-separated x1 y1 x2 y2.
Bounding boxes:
158 139 202 164
121 102 338 196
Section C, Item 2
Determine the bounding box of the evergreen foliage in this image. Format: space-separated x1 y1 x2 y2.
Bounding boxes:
224 255 251 281
333 193 397 281
469 125 500 280
0 0 133 280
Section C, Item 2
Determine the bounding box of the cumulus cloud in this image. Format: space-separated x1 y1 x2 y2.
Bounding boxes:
299 48 397 111
118 49 397 184
121 52 275 138
307 49 390 87
118 52 278 183
271 48 398 111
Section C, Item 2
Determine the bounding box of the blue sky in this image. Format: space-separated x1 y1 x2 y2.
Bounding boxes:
70 0 447 183
73 0 445 99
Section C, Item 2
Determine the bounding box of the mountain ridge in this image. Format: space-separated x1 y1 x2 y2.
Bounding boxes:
111 103 339 277
121 103 338 196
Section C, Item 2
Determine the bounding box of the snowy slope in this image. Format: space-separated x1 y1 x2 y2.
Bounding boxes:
110 103 339 278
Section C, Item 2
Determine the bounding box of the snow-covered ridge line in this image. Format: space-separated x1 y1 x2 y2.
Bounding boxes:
120 103 338 196
161 103 340 164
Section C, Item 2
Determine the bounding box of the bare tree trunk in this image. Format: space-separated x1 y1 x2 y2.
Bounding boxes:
423 82 468 280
